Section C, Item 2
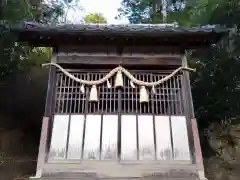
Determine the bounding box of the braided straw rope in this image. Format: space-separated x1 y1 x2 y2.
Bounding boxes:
42 63 196 87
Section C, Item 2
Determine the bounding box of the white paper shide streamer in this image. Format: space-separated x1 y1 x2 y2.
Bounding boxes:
80 84 85 93
107 79 111 88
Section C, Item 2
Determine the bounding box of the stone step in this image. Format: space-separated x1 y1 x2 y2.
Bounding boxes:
38 171 199 180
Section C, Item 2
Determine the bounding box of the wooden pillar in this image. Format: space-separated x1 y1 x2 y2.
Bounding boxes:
30 117 50 179
181 54 207 180
44 54 57 116
30 54 57 179
182 55 195 118
181 54 196 163
191 118 208 180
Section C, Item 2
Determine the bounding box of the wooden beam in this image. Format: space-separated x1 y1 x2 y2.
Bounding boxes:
57 45 182 54
56 53 181 66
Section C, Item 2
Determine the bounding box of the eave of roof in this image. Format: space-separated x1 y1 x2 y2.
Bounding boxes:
9 22 229 48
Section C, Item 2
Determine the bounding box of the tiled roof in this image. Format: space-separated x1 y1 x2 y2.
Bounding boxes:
10 22 228 47
14 22 228 36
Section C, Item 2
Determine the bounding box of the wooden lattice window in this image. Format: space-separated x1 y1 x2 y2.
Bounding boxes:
54 69 184 115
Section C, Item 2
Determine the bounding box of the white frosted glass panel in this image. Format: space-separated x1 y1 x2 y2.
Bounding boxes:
121 115 137 160
171 116 190 160
67 115 84 159
101 115 118 160
155 116 172 160
138 115 155 160
49 115 69 160
83 115 101 160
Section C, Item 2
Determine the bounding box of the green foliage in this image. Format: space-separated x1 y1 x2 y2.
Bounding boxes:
54 0 83 24
184 0 240 127
117 0 186 23
84 13 107 24
117 0 154 24
0 0 61 131
0 0 63 79
190 44 240 127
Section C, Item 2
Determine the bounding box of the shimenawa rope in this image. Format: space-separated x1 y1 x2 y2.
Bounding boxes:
42 62 195 87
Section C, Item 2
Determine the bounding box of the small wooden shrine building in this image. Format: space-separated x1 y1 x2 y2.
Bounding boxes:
12 23 227 180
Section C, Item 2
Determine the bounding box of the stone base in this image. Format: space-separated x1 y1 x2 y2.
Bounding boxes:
37 171 200 180
29 161 207 180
